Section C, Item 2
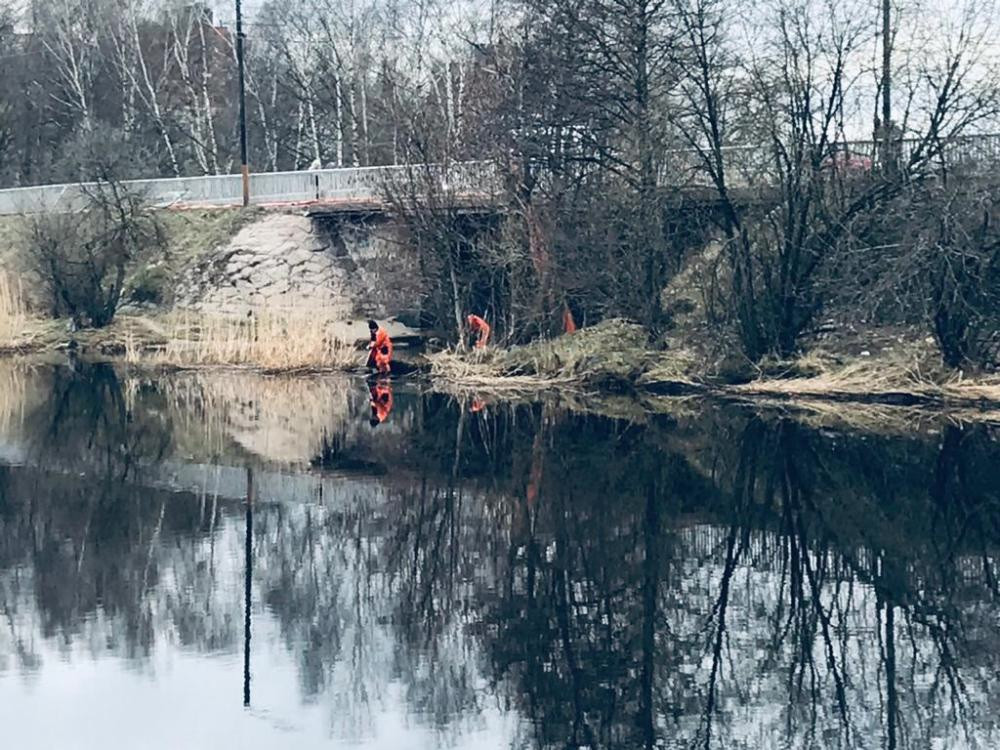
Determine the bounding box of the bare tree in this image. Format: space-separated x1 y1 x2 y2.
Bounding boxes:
673 0 1000 360
167 3 224 174
853 179 1000 368
37 0 102 131
23 129 164 327
110 0 182 175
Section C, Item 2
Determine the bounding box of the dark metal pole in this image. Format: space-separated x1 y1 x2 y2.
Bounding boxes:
886 601 897 750
236 0 250 206
243 466 253 707
881 0 894 173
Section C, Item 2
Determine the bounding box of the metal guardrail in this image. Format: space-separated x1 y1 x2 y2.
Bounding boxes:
0 135 996 215
0 162 502 216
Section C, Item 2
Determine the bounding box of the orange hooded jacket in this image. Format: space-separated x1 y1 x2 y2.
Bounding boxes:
466 315 490 349
369 327 393 374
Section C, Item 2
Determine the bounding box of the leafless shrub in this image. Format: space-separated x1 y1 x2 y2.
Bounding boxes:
23 177 163 328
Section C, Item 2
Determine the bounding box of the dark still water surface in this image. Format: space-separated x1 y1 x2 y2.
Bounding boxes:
1 362 998 749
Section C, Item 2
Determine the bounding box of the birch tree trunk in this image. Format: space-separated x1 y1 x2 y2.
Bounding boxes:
170 10 210 173
359 73 369 165
42 0 97 131
334 77 344 166
196 21 220 174
294 101 305 170
308 94 322 165
130 1 180 175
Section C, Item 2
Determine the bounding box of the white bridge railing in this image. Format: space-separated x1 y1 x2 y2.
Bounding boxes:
0 134 997 216
0 162 501 216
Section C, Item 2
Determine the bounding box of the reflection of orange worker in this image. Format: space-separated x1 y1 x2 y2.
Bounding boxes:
367 319 393 374
369 380 393 426
466 314 490 349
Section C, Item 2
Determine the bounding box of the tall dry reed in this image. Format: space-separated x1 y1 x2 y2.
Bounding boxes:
0 271 28 347
144 310 359 370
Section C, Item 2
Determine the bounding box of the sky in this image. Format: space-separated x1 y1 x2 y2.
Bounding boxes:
207 0 263 27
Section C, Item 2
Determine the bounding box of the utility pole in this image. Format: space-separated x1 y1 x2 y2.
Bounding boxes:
881 0 891 132
236 0 250 206
880 0 895 174
243 466 254 707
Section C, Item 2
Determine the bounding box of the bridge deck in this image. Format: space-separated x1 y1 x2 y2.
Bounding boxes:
0 134 995 216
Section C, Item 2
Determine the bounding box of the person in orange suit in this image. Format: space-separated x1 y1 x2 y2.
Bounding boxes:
367 319 393 374
369 380 393 426
466 314 490 349
562 305 577 334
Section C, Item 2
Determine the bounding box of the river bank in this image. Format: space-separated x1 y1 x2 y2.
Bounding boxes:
3 308 999 417
0 310 429 374
428 318 1000 412
2 203 997 414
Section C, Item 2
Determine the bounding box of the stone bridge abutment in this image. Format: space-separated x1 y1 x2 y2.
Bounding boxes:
174 211 423 322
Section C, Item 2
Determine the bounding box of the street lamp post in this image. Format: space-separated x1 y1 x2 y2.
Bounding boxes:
236 0 250 206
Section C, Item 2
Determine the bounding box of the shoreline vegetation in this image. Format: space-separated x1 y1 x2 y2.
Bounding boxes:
428 320 1000 411
0 0 998 436
2 278 999 416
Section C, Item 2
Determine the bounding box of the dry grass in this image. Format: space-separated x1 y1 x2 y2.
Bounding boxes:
430 318 670 395
429 349 577 393
736 360 928 397
731 353 1000 410
0 271 30 348
637 349 701 387
132 310 360 371
938 377 1000 404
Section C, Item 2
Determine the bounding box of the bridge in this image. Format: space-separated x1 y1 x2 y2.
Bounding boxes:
0 162 502 216
0 134 996 216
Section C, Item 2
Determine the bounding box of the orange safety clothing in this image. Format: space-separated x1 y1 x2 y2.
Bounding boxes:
466 314 490 349
562 306 577 334
369 382 393 423
368 327 393 374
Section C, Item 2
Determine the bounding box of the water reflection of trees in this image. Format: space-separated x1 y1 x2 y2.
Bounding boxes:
29 362 173 474
0 362 242 667
385 406 1000 749
1 377 1000 748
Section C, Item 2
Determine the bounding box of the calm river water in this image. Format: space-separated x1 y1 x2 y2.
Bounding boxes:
0 362 998 749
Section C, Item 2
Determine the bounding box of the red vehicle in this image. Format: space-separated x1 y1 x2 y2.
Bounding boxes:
822 148 873 174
